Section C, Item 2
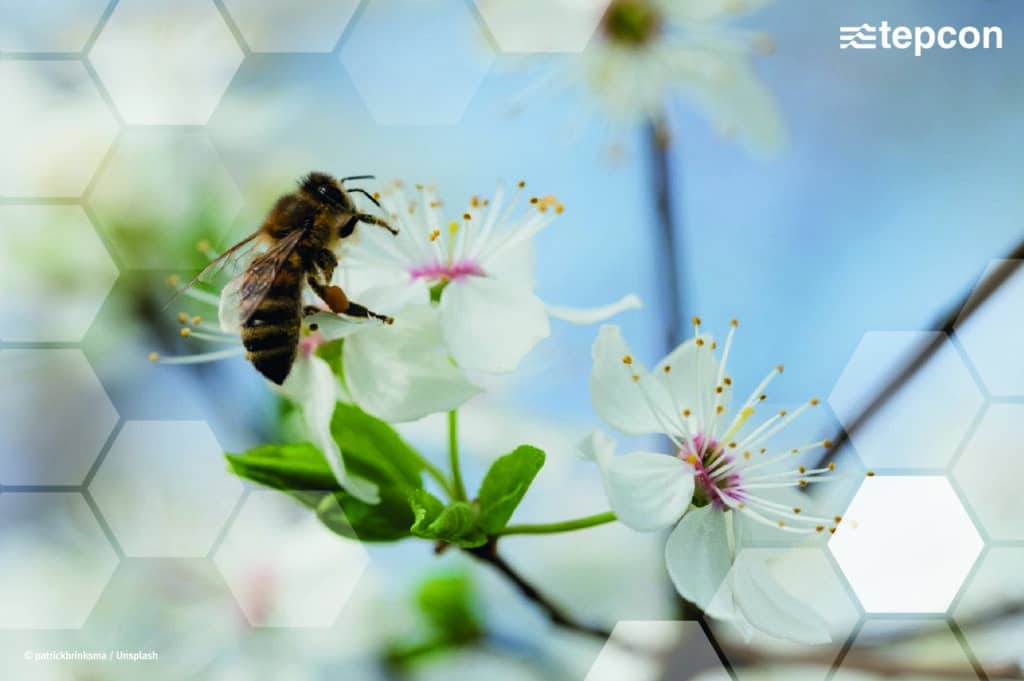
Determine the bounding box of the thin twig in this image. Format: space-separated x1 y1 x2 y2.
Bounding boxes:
466 541 613 641
812 243 1024 472
646 118 686 350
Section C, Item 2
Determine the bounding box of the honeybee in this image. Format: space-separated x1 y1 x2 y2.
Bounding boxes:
186 172 398 385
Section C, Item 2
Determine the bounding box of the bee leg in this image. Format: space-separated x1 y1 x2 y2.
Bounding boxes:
313 249 338 283
307 276 393 325
356 213 399 236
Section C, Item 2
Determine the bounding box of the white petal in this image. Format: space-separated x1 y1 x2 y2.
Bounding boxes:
344 305 481 422
546 293 643 325
350 280 430 315
278 356 379 504
305 312 371 340
439 277 550 373
660 0 774 23
730 552 832 645
597 451 693 532
665 505 732 609
483 239 534 286
652 336 719 434
589 325 665 435
576 429 617 465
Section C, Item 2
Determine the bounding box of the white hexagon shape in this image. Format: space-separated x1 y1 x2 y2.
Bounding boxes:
0 349 118 485
214 490 370 627
955 259 1024 396
89 0 244 125
953 405 1024 542
832 619 977 681
829 475 982 614
0 205 118 342
0 0 110 53
89 420 243 557
715 548 859 681
585 621 722 681
221 0 360 52
87 129 243 270
829 331 983 470
0 492 118 629
339 0 494 125
473 0 610 53
953 547 1024 675
0 60 118 198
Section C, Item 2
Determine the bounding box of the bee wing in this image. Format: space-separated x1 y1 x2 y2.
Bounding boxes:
218 229 305 332
162 230 263 312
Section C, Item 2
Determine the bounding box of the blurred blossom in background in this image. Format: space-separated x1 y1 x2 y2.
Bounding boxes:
1 0 1024 680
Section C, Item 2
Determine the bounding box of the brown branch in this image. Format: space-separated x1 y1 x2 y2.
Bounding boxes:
646 118 686 350
812 243 1024 472
465 541 613 641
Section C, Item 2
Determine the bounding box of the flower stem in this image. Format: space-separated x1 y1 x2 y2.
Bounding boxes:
448 410 467 501
496 511 617 536
419 455 456 500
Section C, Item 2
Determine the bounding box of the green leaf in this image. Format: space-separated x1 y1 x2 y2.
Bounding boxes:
226 403 433 542
331 402 424 488
408 490 487 548
476 445 546 534
415 572 483 644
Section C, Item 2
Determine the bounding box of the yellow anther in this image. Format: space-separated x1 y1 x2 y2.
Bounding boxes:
743 451 750 459
866 471 876 477
449 221 459 235
823 439 833 448
777 521 785 528
373 192 381 200
828 463 836 471
555 204 564 214
776 364 784 373
731 319 739 327
716 405 724 414
428 229 441 242
196 239 211 253
663 365 671 373
684 454 699 465
530 197 539 204
793 507 802 514
810 398 820 406
711 341 718 350
191 316 201 326
759 394 767 401
834 515 843 523
471 195 480 207
728 441 736 448
799 479 808 487
778 409 787 416
517 180 526 188
715 386 723 394
696 338 705 347
683 409 691 417
816 525 824 533
462 213 471 221
180 327 191 338
148 352 159 362
166 274 181 288
622 355 633 365
692 316 702 326
724 377 732 386
177 312 189 324
799 466 806 473
631 373 640 382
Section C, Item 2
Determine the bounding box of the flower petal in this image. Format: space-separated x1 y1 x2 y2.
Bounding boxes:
589 325 665 435
596 451 693 532
730 551 832 645
439 277 550 373
660 0 774 23
344 305 481 422
652 336 719 434
576 429 617 465
279 356 379 504
546 293 643 325
665 505 732 608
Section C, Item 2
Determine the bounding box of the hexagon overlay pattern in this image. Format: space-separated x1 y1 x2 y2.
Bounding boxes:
953 547 1024 678
213 491 371 627
829 475 982 614
87 129 243 270
0 205 119 343
339 0 495 125
829 331 983 470
89 420 244 557
0 493 118 629
955 259 1024 396
953 404 1024 541
473 0 611 53
832 619 977 680
222 0 361 52
722 548 860 681
585 621 724 681
89 0 244 125
0 60 119 198
0 349 119 485
0 0 110 53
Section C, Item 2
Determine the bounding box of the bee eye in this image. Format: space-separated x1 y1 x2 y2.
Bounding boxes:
319 186 328 195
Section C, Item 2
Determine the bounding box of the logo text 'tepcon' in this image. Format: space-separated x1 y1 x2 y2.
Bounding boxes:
840 21 1003 56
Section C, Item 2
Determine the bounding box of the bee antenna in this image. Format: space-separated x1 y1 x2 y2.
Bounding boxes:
348 187 382 209
340 174 375 183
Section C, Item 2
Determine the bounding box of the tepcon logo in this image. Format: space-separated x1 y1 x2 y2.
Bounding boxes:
840 22 1003 56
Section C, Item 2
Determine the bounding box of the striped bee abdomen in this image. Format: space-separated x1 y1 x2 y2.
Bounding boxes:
241 254 303 385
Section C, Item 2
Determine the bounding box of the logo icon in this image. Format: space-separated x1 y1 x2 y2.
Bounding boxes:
840 24 878 50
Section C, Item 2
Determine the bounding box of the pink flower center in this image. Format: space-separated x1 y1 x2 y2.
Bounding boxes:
409 261 484 282
679 433 744 509
300 331 324 358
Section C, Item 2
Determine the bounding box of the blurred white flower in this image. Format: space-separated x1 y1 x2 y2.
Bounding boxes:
583 320 843 643
520 0 785 154
342 180 642 374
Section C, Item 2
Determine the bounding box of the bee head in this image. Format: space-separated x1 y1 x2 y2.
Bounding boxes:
301 172 352 210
